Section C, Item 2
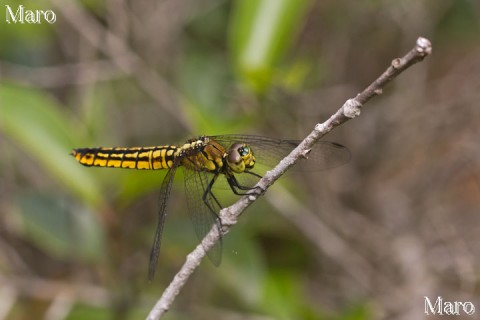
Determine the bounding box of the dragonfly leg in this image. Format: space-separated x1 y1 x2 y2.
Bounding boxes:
201 173 225 236
245 170 262 179
225 173 257 196
202 173 223 213
237 171 266 196
244 171 266 194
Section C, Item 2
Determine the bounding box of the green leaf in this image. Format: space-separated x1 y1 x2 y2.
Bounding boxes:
17 192 105 261
66 303 112 320
229 0 312 94
0 82 103 205
219 230 267 306
262 271 305 319
338 303 371 320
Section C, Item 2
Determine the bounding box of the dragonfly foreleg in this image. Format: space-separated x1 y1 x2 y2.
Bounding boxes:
245 170 262 179
225 173 258 196
244 171 266 195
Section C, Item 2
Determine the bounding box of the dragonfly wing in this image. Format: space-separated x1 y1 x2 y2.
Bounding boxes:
183 167 223 266
212 135 350 174
149 166 177 281
293 140 350 171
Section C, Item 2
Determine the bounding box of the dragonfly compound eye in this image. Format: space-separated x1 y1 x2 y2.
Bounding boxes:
238 146 249 156
226 143 256 173
239 145 255 170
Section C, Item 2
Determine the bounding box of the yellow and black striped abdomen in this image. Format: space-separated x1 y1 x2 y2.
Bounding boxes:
70 146 179 170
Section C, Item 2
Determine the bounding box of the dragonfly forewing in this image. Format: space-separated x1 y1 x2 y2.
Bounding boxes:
213 135 350 175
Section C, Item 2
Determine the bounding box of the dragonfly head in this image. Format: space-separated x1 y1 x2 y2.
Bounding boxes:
226 143 256 173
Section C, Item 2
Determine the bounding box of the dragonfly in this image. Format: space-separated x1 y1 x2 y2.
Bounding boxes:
71 135 349 280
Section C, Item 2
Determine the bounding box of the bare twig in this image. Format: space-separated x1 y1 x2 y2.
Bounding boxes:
0 60 124 88
48 0 191 130
0 274 110 308
147 37 432 320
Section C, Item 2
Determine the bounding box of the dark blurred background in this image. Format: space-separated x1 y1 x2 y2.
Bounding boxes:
1 0 479 319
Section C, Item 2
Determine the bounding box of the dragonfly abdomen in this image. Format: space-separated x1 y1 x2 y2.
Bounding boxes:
70 146 178 170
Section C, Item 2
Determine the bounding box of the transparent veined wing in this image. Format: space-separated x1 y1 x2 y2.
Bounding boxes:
183 166 223 266
212 134 350 178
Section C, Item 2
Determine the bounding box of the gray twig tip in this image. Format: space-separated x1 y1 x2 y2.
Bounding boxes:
416 37 432 55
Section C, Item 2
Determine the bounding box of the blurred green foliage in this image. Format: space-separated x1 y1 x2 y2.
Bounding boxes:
230 0 312 94
0 83 101 204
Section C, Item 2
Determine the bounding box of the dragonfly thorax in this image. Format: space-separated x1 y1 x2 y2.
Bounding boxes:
177 138 223 172
225 143 256 173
